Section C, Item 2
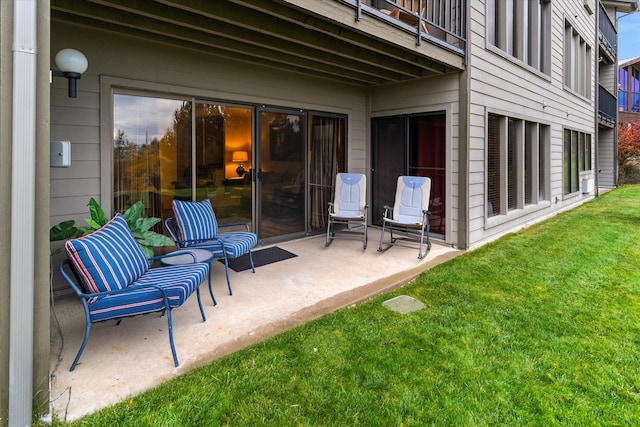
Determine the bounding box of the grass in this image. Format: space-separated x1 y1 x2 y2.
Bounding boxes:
51 185 640 426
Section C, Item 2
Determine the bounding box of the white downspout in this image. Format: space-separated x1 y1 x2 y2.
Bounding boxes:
9 0 37 425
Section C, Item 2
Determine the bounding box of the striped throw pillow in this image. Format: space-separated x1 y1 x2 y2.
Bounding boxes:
172 199 218 246
65 213 149 293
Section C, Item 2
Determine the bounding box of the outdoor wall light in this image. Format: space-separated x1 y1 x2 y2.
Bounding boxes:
232 150 249 176
51 48 88 98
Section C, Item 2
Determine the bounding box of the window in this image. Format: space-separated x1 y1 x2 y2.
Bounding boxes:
633 68 640 112
563 129 592 195
487 0 550 73
487 113 549 218
619 67 628 111
564 21 592 98
112 90 346 240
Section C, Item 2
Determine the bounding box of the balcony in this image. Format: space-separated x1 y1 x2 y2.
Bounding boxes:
598 84 617 128
52 0 465 87
351 0 467 53
598 2 617 64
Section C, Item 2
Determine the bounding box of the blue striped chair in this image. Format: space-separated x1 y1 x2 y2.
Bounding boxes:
60 213 208 371
166 199 257 295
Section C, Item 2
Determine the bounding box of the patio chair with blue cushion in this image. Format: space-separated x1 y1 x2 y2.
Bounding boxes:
325 173 368 249
60 213 208 371
166 199 257 296
377 175 432 259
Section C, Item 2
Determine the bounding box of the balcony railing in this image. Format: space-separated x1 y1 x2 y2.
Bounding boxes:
598 84 617 127
346 0 466 55
599 2 616 62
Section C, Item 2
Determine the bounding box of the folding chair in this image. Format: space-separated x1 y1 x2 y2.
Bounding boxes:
377 175 432 259
325 173 368 249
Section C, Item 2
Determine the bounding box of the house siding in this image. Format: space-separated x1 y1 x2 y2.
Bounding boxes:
368 75 461 246
50 21 368 225
466 0 597 247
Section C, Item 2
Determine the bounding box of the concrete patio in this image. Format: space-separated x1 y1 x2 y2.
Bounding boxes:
47 232 463 421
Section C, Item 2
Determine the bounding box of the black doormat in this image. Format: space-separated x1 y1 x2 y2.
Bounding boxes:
220 246 297 272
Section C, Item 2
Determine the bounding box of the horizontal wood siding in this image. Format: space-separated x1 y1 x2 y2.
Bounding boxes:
468 0 597 247
369 74 460 245
50 21 367 228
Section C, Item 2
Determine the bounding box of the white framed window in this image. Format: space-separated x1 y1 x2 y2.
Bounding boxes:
487 0 551 74
563 129 592 195
564 20 592 98
487 113 550 218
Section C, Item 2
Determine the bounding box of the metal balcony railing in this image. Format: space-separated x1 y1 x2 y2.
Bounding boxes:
346 0 466 56
598 84 617 127
599 3 617 61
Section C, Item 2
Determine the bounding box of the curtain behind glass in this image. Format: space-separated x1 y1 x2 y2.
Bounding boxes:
309 115 345 229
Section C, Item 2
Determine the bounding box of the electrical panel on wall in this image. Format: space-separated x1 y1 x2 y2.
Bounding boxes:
50 140 71 168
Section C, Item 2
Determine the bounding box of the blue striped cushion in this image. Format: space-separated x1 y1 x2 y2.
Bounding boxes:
65 214 149 294
186 231 258 258
86 263 208 321
172 199 218 246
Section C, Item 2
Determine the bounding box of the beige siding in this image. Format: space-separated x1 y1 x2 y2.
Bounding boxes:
598 129 617 187
50 21 368 226
369 75 461 246
467 0 597 247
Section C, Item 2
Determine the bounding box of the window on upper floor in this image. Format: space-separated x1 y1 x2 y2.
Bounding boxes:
563 129 591 195
563 20 592 98
619 67 640 112
487 0 551 74
619 68 628 111
633 68 640 113
487 113 549 218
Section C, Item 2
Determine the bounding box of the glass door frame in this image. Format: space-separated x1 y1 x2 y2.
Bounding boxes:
255 106 309 244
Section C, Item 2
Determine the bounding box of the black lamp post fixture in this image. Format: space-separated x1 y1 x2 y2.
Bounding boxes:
51 48 88 98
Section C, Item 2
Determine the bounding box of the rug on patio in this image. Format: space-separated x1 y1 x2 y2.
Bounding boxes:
220 246 297 272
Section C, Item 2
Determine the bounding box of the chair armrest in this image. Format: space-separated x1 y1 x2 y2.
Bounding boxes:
149 250 198 264
172 236 222 247
218 222 250 232
59 259 172 300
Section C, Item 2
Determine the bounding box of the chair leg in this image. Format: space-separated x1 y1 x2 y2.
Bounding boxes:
417 224 432 259
195 287 207 322
363 222 367 250
222 255 233 295
206 263 217 306
377 221 387 252
326 219 335 247
70 310 92 371
248 250 256 274
164 304 179 367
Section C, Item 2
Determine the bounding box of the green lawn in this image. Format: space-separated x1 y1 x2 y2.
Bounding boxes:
53 185 640 426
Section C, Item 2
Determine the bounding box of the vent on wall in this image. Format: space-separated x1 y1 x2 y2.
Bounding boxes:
50 140 71 168
583 0 594 15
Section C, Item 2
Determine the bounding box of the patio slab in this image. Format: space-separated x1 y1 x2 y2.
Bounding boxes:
47 233 462 421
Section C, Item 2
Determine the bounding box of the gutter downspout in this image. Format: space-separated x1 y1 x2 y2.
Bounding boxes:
9 0 36 425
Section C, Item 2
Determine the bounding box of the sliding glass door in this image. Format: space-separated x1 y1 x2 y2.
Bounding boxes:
113 94 253 230
371 112 446 238
113 90 346 243
257 109 306 240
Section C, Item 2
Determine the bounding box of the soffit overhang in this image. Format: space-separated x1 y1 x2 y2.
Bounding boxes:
51 0 465 87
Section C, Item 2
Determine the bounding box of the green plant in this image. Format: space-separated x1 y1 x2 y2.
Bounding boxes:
50 198 174 258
